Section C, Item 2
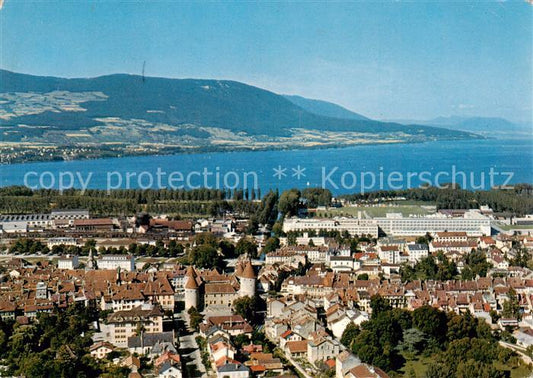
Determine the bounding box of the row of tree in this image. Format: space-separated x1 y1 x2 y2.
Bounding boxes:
339 184 533 215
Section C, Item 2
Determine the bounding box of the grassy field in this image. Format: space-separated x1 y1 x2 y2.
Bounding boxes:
495 223 533 231
316 203 436 218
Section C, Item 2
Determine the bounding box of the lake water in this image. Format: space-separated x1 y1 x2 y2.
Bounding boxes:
1 139 532 195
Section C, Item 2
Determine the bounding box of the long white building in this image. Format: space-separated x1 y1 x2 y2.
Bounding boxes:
375 211 491 237
282 217 379 237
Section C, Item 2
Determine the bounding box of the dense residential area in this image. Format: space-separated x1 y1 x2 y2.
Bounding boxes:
1 186 533 377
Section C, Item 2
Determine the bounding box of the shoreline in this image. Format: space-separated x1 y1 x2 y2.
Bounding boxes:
0 135 486 166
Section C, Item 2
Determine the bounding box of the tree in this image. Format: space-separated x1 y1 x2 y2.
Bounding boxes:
233 295 265 325
399 328 427 355
412 305 447 342
357 273 369 281
188 307 204 331
370 295 392 318
263 237 280 254
425 363 454 378
462 250 492 278
340 322 360 348
278 189 301 217
301 188 332 208
219 240 236 258
502 288 521 321
235 238 258 258
189 244 223 269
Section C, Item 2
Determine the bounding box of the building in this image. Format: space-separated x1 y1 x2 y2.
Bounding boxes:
47 237 79 249
90 341 115 359
97 255 135 271
329 256 359 272
73 218 115 232
57 255 79 269
378 246 401 264
51 209 89 220
307 332 342 364
0 214 51 233
375 211 491 237
106 304 164 347
265 249 307 266
405 244 429 263
238 261 256 298
184 266 200 311
283 217 379 238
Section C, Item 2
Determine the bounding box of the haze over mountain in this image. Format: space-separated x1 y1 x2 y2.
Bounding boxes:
389 116 531 136
0 70 481 162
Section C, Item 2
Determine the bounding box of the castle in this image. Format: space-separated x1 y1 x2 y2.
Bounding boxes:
184 259 256 313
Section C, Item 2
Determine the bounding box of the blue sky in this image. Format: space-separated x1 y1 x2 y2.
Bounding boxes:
1 1 531 123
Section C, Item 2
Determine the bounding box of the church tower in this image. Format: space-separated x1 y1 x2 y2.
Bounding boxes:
184 266 199 310
239 261 256 298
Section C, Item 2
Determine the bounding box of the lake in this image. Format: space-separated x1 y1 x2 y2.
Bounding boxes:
1 138 532 195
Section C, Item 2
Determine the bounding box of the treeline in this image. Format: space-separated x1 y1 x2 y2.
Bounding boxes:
341 296 524 377
339 184 533 215
0 186 264 216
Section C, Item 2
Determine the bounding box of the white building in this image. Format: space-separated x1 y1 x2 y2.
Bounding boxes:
375 210 491 237
329 256 359 272
406 244 429 263
57 255 79 269
48 237 79 249
0 214 51 233
97 255 135 271
283 217 379 238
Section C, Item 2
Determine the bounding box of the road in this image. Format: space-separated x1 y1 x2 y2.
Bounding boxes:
177 313 208 378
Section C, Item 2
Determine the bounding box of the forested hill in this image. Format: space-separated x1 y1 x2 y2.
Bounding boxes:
0 69 478 138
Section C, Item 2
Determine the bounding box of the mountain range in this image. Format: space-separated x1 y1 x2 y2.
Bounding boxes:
0 69 482 162
389 116 531 136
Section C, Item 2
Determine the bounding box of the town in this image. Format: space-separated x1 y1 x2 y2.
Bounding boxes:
0 186 533 378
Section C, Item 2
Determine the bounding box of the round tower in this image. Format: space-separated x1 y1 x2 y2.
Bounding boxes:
184 266 199 310
239 261 256 298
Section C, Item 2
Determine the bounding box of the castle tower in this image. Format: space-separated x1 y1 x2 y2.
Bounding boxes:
184 266 199 310
239 261 256 298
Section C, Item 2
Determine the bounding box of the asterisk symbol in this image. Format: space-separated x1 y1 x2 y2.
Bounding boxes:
292 165 306 180
273 165 287 180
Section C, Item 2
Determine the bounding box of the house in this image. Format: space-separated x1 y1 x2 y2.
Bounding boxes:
329 310 369 339
336 351 361 378
210 341 236 362
244 352 284 375
89 341 115 359
155 351 182 378
200 315 253 337
127 331 175 355
285 340 308 358
0 301 17 320
307 334 341 364
345 364 389 378
216 362 250 378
